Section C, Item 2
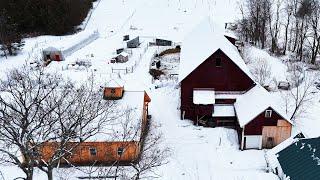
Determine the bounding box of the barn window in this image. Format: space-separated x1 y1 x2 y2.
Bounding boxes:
215 58 222 67
117 147 125 156
111 88 116 94
265 110 272 118
89 148 97 156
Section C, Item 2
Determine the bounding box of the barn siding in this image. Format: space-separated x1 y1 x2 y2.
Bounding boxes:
224 36 236 45
39 141 140 166
180 49 254 120
244 107 284 135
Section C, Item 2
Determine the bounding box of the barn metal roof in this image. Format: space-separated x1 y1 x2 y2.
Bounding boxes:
277 137 320 180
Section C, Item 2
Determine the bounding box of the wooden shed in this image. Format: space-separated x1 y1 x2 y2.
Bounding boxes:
155 39 172 46
103 79 124 100
42 47 64 61
115 52 129 63
127 37 140 48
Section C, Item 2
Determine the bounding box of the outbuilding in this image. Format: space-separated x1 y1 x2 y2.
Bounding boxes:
155 38 172 46
115 52 129 63
42 47 64 61
127 36 140 48
103 79 124 100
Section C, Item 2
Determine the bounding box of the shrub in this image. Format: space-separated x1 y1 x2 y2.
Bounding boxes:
149 69 164 79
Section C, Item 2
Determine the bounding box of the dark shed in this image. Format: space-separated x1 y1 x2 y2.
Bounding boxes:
127 37 140 48
155 39 172 46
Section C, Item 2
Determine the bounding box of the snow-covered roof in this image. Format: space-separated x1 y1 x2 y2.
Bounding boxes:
215 91 245 99
212 104 235 117
43 46 59 52
193 89 215 105
119 52 129 57
88 91 146 141
178 17 253 82
224 31 238 40
106 79 124 87
234 85 290 127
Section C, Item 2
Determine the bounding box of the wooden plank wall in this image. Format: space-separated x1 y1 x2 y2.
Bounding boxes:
262 124 291 148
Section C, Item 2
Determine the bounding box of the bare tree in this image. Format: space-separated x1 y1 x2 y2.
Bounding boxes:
0 66 118 180
0 66 66 180
307 0 320 64
69 118 170 180
250 57 272 87
269 0 282 54
282 0 294 55
36 75 118 180
285 63 318 122
130 123 170 180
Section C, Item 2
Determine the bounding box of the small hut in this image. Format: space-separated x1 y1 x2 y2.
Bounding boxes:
115 52 129 63
155 39 172 46
116 48 124 54
42 47 64 61
103 79 124 100
123 35 130 41
127 37 140 48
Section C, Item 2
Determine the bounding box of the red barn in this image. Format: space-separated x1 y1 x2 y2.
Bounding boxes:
179 18 292 149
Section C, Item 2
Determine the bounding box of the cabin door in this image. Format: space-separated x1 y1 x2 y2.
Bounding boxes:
55 55 61 61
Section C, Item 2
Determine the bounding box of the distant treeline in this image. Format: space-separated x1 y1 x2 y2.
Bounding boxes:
0 0 97 57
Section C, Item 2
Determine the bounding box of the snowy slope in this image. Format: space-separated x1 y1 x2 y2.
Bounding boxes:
0 0 293 180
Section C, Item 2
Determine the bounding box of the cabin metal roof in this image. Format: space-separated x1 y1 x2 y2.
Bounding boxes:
277 137 320 180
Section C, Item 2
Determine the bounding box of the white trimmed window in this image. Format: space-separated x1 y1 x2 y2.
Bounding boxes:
265 110 272 118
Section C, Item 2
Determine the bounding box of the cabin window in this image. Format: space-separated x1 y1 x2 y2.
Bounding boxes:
111 88 116 94
89 148 97 156
265 110 272 118
117 147 125 156
215 58 222 67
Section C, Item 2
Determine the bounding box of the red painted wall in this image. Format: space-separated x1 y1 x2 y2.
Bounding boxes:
244 107 284 135
180 49 254 120
224 36 236 45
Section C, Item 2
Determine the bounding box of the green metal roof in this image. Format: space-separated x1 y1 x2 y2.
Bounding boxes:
277 137 320 180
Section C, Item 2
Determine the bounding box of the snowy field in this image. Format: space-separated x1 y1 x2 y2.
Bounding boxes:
0 0 319 179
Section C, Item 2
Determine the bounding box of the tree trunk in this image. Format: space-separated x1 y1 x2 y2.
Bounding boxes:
25 168 34 180
47 168 53 180
7 44 13 56
283 14 291 55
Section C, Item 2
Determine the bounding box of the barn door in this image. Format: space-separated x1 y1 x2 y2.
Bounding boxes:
262 125 291 149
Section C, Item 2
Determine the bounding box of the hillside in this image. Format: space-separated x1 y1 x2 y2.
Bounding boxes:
0 0 319 180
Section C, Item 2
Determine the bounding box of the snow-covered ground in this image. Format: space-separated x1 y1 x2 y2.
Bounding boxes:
0 0 319 179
